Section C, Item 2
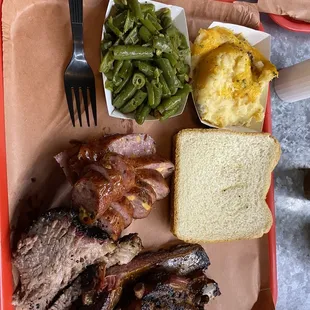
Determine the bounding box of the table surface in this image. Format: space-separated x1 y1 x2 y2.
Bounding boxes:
260 14 310 310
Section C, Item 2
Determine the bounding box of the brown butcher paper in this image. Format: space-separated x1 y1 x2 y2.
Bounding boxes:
258 0 310 23
2 0 273 309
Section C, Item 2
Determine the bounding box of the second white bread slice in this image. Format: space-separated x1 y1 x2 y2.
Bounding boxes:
172 129 281 243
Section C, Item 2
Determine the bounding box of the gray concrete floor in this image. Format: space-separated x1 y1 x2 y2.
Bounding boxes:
260 13 310 310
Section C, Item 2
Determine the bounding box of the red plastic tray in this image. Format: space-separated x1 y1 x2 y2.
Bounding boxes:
0 2 277 309
269 14 310 33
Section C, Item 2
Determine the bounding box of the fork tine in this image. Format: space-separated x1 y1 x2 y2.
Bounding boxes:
73 87 82 127
89 85 97 126
82 88 90 127
64 84 75 127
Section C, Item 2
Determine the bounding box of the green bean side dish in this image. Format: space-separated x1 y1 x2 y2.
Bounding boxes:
100 0 192 125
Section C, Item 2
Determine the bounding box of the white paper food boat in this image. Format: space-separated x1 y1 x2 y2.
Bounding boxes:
192 22 272 133
102 0 191 121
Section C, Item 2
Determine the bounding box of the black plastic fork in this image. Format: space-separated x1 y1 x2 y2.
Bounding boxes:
64 0 97 127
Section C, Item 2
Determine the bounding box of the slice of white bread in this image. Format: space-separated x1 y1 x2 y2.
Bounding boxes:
172 129 281 243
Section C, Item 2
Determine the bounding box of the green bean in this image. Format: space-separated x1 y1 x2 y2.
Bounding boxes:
114 76 123 87
124 11 135 33
113 81 137 108
174 83 192 98
104 32 115 42
155 49 163 57
105 80 114 91
159 75 171 98
101 1 191 125
179 33 189 49
151 80 162 108
171 48 179 59
155 8 164 18
156 58 182 95
132 72 146 89
113 10 127 30
165 25 179 38
105 70 114 80
133 61 155 77
119 60 132 79
179 48 190 60
157 96 182 114
146 13 162 31
157 83 192 113
141 3 155 14
160 105 179 121
120 90 147 113
135 103 151 125
176 62 190 74
145 80 155 108
101 40 113 55
138 26 152 43
124 26 139 45
128 0 143 20
165 26 181 49
177 73 189 84
114 62 133 94
140 19 158 35
135 104 144 123
114 0 127 9
114 78 128 95
153 36 172 53
156 8 168 18
113 38 123 46
160 9 172 29
107 16 123 38
112 45 154 60
112 60 124 82
99 50 114 73
154 68 161 81
162 52 178 67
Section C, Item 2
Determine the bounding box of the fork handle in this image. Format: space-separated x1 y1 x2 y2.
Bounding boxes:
68 0 84 54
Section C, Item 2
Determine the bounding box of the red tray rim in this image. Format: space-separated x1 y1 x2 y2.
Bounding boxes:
0 2 277 309
269 13 310 33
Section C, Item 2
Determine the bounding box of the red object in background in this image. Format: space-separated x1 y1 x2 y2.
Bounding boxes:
0 1 277 310
0 0 14 309
269 14 310 33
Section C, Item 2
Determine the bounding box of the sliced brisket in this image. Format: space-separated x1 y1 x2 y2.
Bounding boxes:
48 234 142 310
48 276 82 310
12 208 142 310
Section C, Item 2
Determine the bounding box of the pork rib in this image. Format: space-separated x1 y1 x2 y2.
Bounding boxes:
124 271 221 310
84 244 212 310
